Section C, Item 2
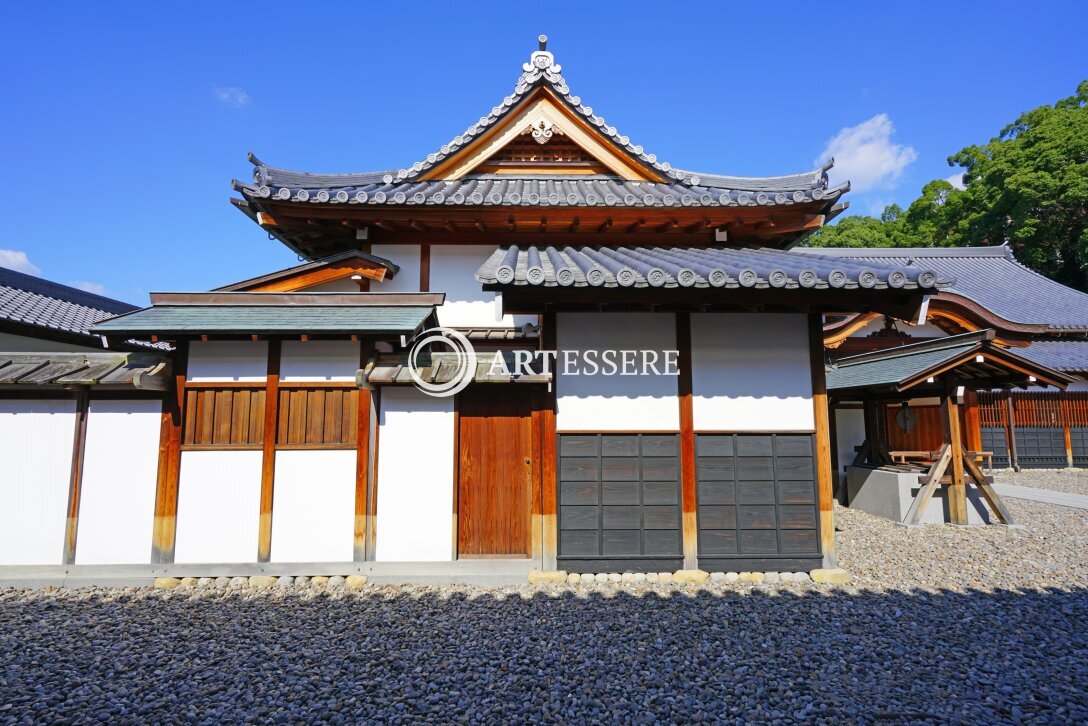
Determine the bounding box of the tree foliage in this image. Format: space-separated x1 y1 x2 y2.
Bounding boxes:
806 81 1088 291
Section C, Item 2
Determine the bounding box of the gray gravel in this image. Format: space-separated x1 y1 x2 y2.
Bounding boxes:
995 468 1088 496
1 474 1086 723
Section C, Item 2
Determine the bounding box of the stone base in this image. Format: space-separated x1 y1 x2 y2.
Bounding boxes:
846 466 992 525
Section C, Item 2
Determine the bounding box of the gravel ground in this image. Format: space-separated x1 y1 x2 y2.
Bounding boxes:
994 467 1088 496
1 474 1086 723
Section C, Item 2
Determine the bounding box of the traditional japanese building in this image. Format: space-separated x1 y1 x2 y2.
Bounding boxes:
5 36 1064 584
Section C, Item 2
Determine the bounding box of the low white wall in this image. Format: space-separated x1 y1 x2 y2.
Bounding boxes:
371 244 421 293
431 245 533 328
375 388 453 561
174 451 262 563
0 399 75 565
555 312 679 431
187 341 268 382
271 450 356 562
691 313 814 431
75 399 161 565
280 340 359 382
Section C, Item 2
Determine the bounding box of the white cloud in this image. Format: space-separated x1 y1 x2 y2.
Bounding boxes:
72 280 108 296
945 172 966 190
818 114 918 193
214 86 250 109
0 249 41 275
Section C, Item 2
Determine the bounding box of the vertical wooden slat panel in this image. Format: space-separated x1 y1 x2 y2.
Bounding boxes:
197 388 212 445
62 390 90 565
258 339 281 563
343 390 358 445
808 314 836 569
676 312 698 570
183 390 198 445
250 390 264 445
306 389 325 444
324 389 343 444
289 390 307 444
213 390 233 445
232 390 250 445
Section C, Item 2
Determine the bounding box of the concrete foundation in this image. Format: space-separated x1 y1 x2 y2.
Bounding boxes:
846 466 992 525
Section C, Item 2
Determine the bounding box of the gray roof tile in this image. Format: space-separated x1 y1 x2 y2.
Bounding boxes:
798 246 1088 331
475 245 950 291
1016 340 1088 373
0 266 135 342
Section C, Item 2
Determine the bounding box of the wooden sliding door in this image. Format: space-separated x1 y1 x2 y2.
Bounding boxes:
457 386 532 557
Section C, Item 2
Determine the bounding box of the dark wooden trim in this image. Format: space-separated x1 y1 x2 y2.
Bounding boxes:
62 389 90 565
541 311 558 570
152 339 187 564
699 557 823 573
807 314 836 568
1006 395 1020 471
354 340 372 561
451 390 460 560
675 312 697 570
257 339 281 563
419 244 431 292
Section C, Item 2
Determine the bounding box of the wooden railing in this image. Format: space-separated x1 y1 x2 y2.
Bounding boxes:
978 391 1088 428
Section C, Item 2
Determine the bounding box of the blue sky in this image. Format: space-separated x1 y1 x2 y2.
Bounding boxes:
1 2 1084 303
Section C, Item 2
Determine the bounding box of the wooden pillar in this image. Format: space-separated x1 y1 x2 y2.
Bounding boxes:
152 339 187 564
365 388 381 561
419 244 431 292
257 339 281 563
676 312 698 571
354 340 373 561
941 391 968 525
62 389 90 565
1006 394 1020 471
529 387 544 564
1061 397 1074 468
808 314 837 568
540 311 558 570
963 390 982 453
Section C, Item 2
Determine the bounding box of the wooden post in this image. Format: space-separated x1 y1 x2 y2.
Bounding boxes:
1061 397 1074 468
963 390 982 453
354 339 373 561
941 391 968 525
419 244 431 292
808 314 837 569
152 338 187 564
529 387 545 564
676 312 698 570
541 311 558 570
257 339 281 563
62 389 90 565
1006 394 1020 471
365 388 380 561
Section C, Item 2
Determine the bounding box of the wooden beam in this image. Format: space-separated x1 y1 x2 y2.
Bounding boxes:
1062 397 1074 467
442 219 457 233
62 389 90 565
941 392 968 525
409 219 426 232
474 220 487 233
627 218 645 233
657 218 678 233
903 444 952 525
676 312 698 570
539 216 547 233
354 340 372 561
256 212 278 228
508 216 517 233
569 216 580 233
1006 395 1020 471
257 339 281 562
151 339 187 564
597 217 613 233
373 219 396 232
962 446 1015 524
420 244 431 292
808 314 837 568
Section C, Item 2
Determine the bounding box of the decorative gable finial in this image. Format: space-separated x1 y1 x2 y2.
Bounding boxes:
524 34 560 74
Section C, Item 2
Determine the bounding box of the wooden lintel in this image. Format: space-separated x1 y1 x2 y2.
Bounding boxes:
409 219 426 232
474 220 487 233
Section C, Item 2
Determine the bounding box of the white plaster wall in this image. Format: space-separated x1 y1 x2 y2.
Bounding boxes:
0 399 75 565
0 331 103 353
75 399 160 565
187 340 268 382
556 313 679 431
431 245 534 328
280 340 360 382
371 244 421 293
691 313 814 431
375 388 453 561
271 450 356 562
834 408 865 484
174 451 262 563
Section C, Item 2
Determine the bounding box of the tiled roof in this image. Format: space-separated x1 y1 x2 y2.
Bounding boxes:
237 37 847 211
0 352 171 389
365 351 550 386
475 245 950 290
797 246 1088 331
1016 340 1088 373
0 266 135 343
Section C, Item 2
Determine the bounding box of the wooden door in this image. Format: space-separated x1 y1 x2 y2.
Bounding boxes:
457 386 533 557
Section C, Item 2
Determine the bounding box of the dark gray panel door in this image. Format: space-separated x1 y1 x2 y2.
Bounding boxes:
1013 427 1067 468
980 427 1010 468
558 434 682 571
696 434 821 567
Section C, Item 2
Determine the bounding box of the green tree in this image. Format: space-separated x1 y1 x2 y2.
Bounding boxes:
806 81 1088 291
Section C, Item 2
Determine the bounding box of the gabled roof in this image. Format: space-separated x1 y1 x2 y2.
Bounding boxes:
476 245 949 290
826 330 1072 394
236 36 847 213
0 265 136 345
215 250 399 292
798 246 1088 332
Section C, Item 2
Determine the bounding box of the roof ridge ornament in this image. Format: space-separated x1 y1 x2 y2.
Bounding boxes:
524 35 560 75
